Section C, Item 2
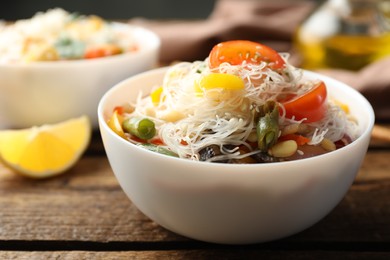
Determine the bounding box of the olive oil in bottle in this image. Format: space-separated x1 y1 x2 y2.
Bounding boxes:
294 0 390 70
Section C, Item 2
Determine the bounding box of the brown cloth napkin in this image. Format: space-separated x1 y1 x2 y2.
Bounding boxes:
130 0 390 122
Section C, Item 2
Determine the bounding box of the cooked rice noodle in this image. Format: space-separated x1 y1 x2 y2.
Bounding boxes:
127 58 358 161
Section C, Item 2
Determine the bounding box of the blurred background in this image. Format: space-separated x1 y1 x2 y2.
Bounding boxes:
2 0 389 73
1 0 389 122
1 0 217 20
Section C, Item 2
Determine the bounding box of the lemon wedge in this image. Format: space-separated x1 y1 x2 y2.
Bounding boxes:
0 116 91 178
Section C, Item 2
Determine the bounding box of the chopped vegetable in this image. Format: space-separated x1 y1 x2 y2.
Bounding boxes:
279 134 310 146
150 86 163 106
122 117 156 140
54 36 85 59
137 143 178 157
84 44 123 59
107 110 125 138
281 81 328 123
195 73 245 91
256 101 280 152
208 40 286 70
194 73 245 100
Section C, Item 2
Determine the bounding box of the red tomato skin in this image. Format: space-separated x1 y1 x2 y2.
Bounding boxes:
208 40 286 70
281 81 328 123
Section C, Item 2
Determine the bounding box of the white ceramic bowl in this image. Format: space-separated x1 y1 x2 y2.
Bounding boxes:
98 67 374 244
0 23 160 129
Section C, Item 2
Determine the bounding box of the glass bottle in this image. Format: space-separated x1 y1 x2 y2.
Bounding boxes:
293 0 390 70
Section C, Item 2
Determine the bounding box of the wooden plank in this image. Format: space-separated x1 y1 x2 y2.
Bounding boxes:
371 124 390 146
0 150 389 246
356 150 390 181
1 250 390 260
0 156 182 242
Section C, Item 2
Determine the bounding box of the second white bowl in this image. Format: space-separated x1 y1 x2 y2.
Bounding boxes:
0 23 160 129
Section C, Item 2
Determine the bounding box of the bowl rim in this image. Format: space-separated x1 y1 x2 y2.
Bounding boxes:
0 22 161 68
98 66 375 169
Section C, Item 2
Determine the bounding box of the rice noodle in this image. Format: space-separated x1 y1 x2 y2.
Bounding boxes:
126 57 358 161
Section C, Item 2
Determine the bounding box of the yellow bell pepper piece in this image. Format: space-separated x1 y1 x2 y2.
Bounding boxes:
107 110 125 138
195 73 245 92
150 86 163 106
194 73 245 100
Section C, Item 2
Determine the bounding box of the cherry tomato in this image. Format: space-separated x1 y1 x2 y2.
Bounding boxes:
281 81 327 123
208 40 286 70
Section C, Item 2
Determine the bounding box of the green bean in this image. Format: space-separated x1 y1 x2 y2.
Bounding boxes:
137 143 179 157
122 117 156 140
256 101 279 152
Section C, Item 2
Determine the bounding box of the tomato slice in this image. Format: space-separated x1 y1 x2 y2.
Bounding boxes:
281 81 327 123
208 40 286 70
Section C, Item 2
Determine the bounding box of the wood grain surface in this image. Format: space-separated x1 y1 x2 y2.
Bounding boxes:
0 131 389 259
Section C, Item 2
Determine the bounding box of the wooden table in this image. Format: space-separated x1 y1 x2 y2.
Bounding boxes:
1 128 390 259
